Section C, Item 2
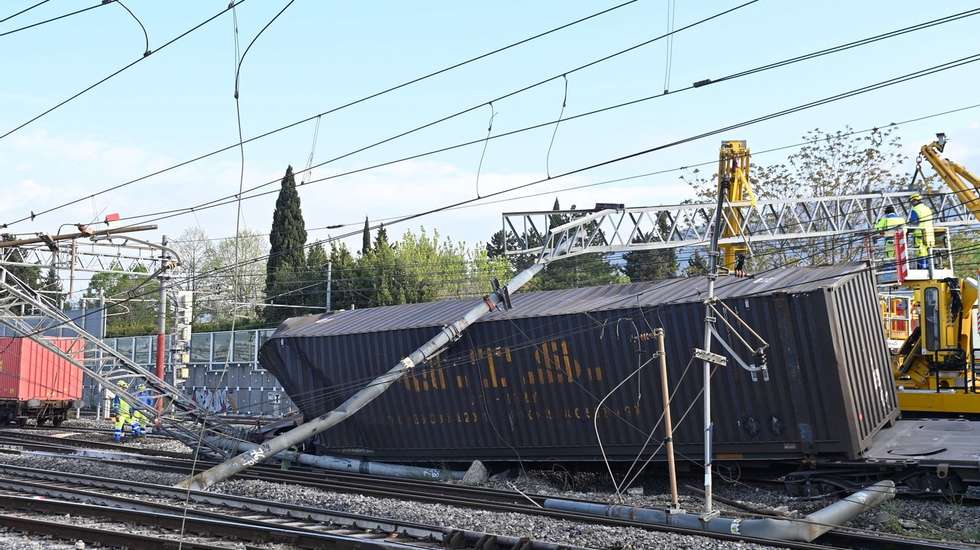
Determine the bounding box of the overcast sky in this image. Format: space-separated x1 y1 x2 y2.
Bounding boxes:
2 0 979 290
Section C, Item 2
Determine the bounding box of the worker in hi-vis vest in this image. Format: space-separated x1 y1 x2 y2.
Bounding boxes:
907 193 934 269
111 380 131 442
874 205 904 260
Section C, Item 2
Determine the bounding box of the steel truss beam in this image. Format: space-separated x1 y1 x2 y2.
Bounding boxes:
503 191 980 259
0 237 166 275
0 267 238 454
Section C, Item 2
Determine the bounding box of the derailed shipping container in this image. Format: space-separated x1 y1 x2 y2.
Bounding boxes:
261 264 898 464
0 337 83 424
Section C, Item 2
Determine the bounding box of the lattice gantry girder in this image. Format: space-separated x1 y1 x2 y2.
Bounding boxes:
503 191 980 259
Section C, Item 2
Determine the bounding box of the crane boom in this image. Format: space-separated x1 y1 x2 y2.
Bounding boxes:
919 133 980 223
718 140 756 271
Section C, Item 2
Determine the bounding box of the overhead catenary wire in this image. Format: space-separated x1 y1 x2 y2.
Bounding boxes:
0 0 113 39
1 0 652 228
13 71 980 353
179 1 298 544
19 1 980 231
0 1 246 142
166 98 980 245
0 0 52 25
107 29 980 228
108 50 980 250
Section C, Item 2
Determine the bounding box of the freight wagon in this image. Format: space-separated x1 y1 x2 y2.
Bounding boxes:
261 263 902 468
0 337 84 426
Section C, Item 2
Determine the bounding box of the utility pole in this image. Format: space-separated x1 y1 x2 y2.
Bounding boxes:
68 239 77 296
700 173 729 520
325 260 332 312
656 328 680 511
156 235 169 415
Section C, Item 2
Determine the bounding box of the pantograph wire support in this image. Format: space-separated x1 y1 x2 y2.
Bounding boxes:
474 102 497 198
545 74 569 179
301 115 323 185
662 0 676 93
115 0 150 56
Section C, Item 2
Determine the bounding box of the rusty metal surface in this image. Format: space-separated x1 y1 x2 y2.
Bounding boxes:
0 337 83 402
262 263 898 463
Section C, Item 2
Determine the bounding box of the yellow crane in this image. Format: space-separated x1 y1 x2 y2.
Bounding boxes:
718 140 756 273
891 134 980 414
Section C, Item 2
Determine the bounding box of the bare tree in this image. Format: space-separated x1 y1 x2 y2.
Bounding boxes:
682 126 910 269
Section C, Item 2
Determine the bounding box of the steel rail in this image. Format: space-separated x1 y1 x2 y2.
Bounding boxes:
0 511 237 550
0 461 954 550
0 430 191 458
0 465 578 550
0 492 422 549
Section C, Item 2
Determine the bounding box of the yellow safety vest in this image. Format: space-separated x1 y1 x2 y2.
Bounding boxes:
909 203 935 247
875 215 903 258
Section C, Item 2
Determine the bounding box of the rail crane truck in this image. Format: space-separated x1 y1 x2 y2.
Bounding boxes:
887 133 980 414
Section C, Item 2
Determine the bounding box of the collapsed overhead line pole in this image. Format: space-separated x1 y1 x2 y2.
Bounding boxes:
0 225 171 276
0 266 241 453
0 224 157 248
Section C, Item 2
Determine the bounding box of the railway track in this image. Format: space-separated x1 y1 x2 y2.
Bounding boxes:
0 454 968 550
0 464 573 549
0 429 971 550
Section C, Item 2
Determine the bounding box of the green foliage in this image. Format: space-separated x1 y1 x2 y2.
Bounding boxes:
0 234 40 291
41 267 64 307
681 126 911 270
304 243 329 309
323 228 513 310
361 217 371 256
524 200 625 291
684 250 709 276
622 212 677 282
85 264 162 335
265 166 309 324
951 229 980 278
329 243 360 310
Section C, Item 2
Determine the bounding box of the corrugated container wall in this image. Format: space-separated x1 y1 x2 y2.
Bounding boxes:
261 264 898 463
0 338 84 401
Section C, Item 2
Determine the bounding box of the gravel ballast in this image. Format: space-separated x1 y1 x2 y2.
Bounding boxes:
4 449 977 548
0 454 784 550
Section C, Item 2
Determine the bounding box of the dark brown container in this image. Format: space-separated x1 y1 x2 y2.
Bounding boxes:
261 263 898 463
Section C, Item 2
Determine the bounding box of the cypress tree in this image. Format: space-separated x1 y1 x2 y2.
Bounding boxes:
361 217 371 256
265 166 308 323
373 224 390 250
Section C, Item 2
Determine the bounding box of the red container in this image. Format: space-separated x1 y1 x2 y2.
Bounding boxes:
0 337 83 402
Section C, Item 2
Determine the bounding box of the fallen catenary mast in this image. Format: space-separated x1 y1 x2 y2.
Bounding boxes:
179 262 545 490
544 480 896 542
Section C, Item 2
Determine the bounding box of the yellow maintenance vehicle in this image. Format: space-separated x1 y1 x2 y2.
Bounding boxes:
884 133 980 415
715 133 980 414
718 139 756 274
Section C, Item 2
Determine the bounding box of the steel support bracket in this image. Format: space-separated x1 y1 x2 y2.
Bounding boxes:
694 348 727 366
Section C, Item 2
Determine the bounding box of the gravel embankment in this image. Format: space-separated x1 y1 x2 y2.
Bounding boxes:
0 510 284 549
0 454 785 550
487 468 980 545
